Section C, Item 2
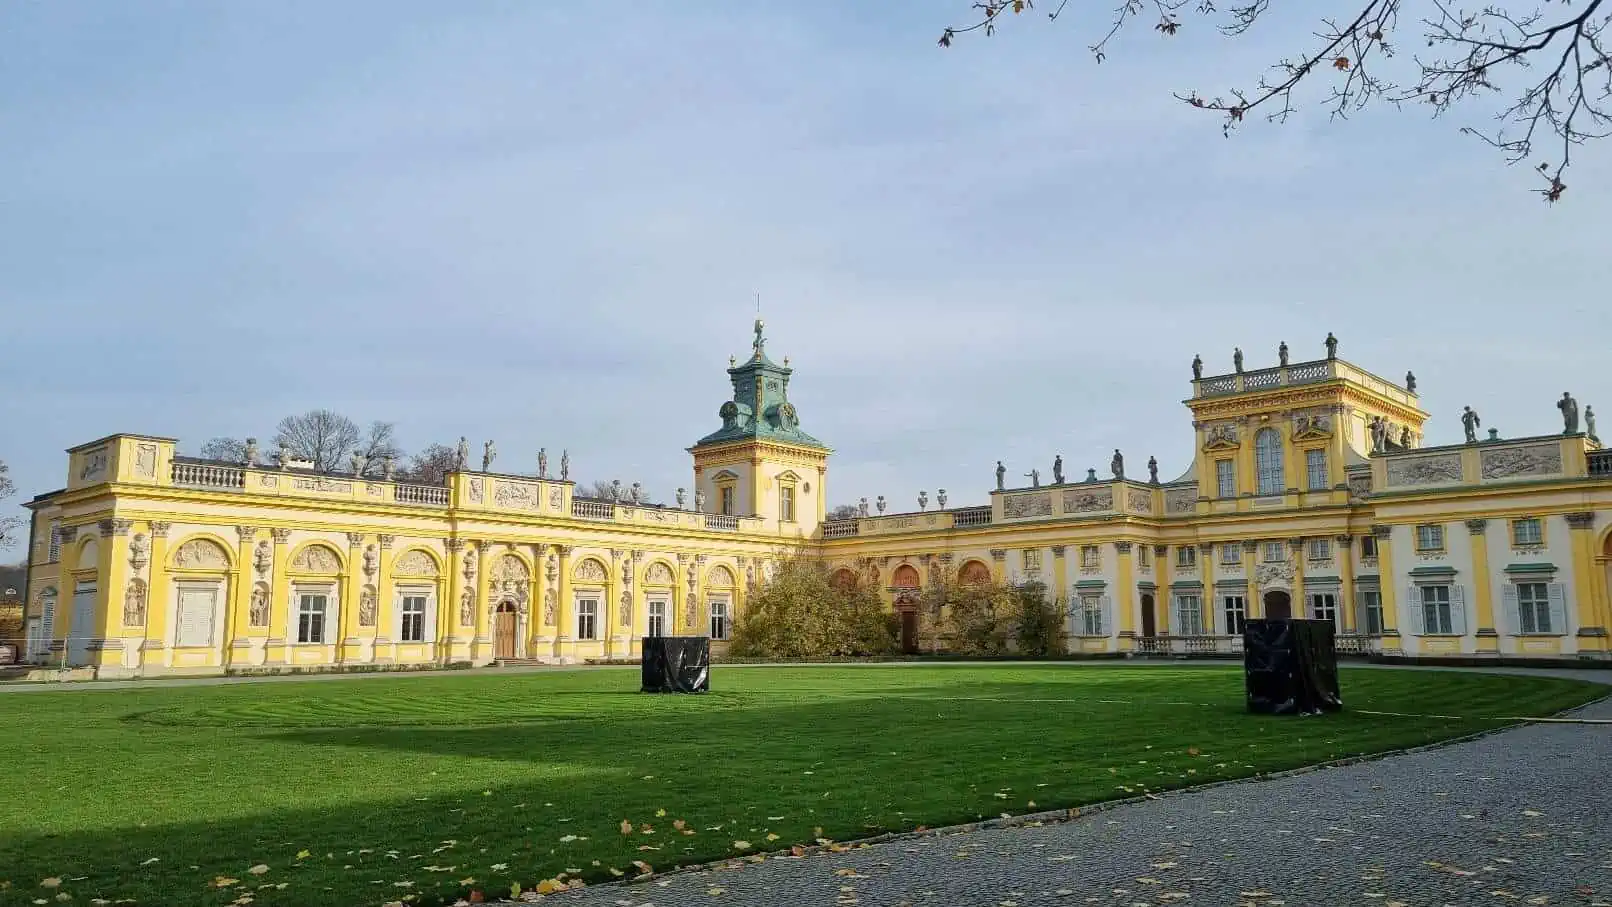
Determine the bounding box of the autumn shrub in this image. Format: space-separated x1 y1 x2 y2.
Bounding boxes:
1011 581 1068 657
919 574 1067 657
728 554 896 658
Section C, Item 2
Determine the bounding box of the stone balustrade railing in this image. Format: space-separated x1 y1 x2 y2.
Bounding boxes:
1132 633 1380 656
394 483 449 506
171 462 245 489
572 500 615 521
1590 448 1612 477
821 520 860 539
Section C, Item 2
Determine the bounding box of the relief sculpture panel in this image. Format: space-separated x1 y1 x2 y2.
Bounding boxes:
1002 492 1052 519
1479 443 1563 480
1384 453 1463 488
1126 489 1152 513
1062 487 1113 513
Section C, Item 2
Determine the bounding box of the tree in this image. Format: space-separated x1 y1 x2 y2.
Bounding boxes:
939 0 1611 201
0 459 22 550
917 569 1068 656
828 504 861 520
199 437 248 462
729 553 897 658
573 479 657 505
200 410 404 476
398 443 459 486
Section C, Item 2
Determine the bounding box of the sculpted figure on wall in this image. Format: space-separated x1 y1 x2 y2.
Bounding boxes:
1559 391 1580 434
1233 347 1244 373
459 589 474 627
1278 341 1289 367
129 532 150 572
249 583 271 627
122 579 147 626
1462 406 1481 443
359 586 378 627
174 538 229 570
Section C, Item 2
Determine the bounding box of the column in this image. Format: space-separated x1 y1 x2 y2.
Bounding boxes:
1051 546 1068 614
1567 512 1608 655
473 541 493 660
1466 519 1499 654
533 544 554 653
229 525 256 666
621 550 642 656
989 549 1007 584
145 521 172 670
1373 525 1401 653
1114 541 1135 650
443 539 464 656
688 555 706 636
376 534 395 658
1336 535 1357 633
1289 537 1306 616
1243 540 1260 618
555 545 573 652
268 528 292 665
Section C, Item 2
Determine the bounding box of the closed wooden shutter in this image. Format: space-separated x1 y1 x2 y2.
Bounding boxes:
1098 595 1111 636
1449 585 1468 636
1405 585 1423 635
1546 583 1567 636
1501 583 1519 635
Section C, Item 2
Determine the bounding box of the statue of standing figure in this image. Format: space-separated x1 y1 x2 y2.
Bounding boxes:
858 497 869 517
1461 406 1481 443
560 449 570 480
1400 426 1411 448
537 447 548 478
482 440 496 472
1405 371 1417 393
1233 348 1244 373
1148 456 1159 484
1559 391 1580 434
456 437 470 471
995 460 1006 491
1587 405 1598 442
610 479 622 502
1052 455 1064 484
695 489 706 512
676 487 687 508
1024 469 1041 488
1111 449 1124 479
1278 341 1289 367
1191 354 1203 380
351 450 368 476
1324 332 1338 359
1369 416 1389 453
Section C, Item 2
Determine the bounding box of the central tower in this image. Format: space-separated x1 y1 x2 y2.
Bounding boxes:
688 319 831 538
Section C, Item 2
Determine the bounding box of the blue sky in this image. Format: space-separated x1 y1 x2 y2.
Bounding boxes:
3 1 1608 544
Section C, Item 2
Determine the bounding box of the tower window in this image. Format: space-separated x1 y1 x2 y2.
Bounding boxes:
720 487 734 516
780 485 795 522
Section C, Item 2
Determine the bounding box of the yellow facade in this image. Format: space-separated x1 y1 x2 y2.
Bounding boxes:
17 329 1612 677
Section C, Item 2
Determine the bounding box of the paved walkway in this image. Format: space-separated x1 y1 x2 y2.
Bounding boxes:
544 672 1612 907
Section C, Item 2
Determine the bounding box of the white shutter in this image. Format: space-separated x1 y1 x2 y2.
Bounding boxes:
1501 584 1519 636
177 588 215 647
42 596 56 641
1450 585 1468 636
1405 585 1423 636
1098 595 1112 636
1546 583 1567 636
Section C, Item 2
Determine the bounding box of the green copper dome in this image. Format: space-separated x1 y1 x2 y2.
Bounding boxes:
692 319 828 450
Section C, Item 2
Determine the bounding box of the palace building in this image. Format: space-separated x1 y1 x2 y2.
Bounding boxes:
16 322 1612 677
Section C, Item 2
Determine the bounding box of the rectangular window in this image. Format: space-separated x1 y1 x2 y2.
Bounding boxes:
1138 546 1151 568
719 487 734 516
1222 594 1247 636
1023 548 1043 572
1076 595 1105 636
399 595 427 643
1176 546 1196 568
1307 538 1332 561
1358 588 1384 634
1511 518 1543 547
577 599 598 640
1174 594 1205 636
1305 449 1328 491
47 521 61 563
177 587 217 647
1360 535 1378 559
1516 582 1551 634
1263 541 1285 563
1420 584 1453 634
780 486 795 522
1215 459 1236 498
1309 591 1338 626
296 593 327 644
646 600 667 638
1415 524 1445 552
709 600 729 640
1220 543 1241 566
1080 546 1100 569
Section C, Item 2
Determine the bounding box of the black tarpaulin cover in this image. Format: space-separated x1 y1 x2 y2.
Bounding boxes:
640 636 710 693
1244 618 1343 715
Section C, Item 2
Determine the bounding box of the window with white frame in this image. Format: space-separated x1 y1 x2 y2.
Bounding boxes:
1080 546 1100 569
1222 594 1247 636
1305 448 1328 491
1307 538 1332 561
1360 535 1378 559
647 599 667 638
1215 459 1236 498
1176 546 1197 568
1075 594 1105 636
719 486 734 516
1511 518 1543 547
1309 591 1338 626
576 598 598 640
295 592 327 644
1174 593 1205 636
1515 582 1551 634
1220 543 1241 566
1138 546 1152 568
1357 588 1383 634
399 593 428 643
780 485 796 522
709 599 729 640
1419 584 1455 635
1254 428 1284 495
1023 548 1043 573
1415 524 1445 552
1263 541 1285 563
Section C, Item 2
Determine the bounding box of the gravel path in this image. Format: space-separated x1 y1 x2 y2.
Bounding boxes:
546 673 1612 907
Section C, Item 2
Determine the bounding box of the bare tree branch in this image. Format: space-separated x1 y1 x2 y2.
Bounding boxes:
939 0 1612 200
0 459 22 550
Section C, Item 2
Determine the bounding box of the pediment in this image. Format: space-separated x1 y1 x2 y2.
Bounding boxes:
711 469 741 481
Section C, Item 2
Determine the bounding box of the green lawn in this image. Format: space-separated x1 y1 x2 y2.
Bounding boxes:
0 664 1602 907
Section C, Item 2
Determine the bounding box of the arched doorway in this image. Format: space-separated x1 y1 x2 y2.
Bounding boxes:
1140 594 1156 637
1263 590 1292 621
891 564 922 654
494 601 518 659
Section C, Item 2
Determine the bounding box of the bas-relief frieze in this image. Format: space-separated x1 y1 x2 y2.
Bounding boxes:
392 550 438 576
1126 489 1152 513
492 479 545 510
1348 474 1372 497
78 447 108 482
134 443 157 479
1165 486 1197 513
172 538 229 570
467 477 485 504
1201 422 1239 450
292 476 353 494
291 545 341 573
1062 487 1113 513
1479 443 1562 480
1384 453 1463 488
1003 493 1053 519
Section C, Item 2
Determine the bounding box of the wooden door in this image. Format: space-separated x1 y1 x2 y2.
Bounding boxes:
900 611 918 654
494 606 517 659
1140 594 1157 637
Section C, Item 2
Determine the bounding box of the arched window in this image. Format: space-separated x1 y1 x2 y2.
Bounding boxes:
1255 428 1285 495
829 569 858 591
892 565 921 588
958 560 991 585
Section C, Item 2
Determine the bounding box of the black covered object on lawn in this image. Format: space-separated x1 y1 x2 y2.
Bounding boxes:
1244 618 1342 715
640 636 710 693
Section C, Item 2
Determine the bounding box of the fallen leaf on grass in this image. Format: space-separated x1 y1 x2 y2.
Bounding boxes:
620 819 634 835
631 860 653 876
733 841 752 850
247 865 269 876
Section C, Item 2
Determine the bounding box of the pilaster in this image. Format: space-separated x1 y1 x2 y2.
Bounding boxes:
1336 535 1356 633
1566 513 1607 654
1289 537 1306 615
672 553 687 637
1466 520 1499 653
473 541 493 658
1153 545 1170 634
606 549 624 658
95 519 132 669
556 545 573 649
989 549 1006 585
268 528 292 665
145 521 172 666
376 535 395 653
1373 525 1402 652
228 525 256 664
1051 546 1068 613
341 532 365 663
444 539 465 652
1243 540 1259 619
1114 541 1135 649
